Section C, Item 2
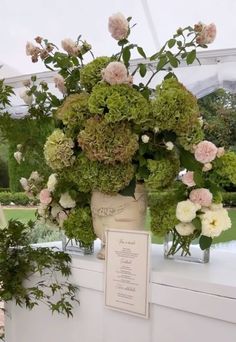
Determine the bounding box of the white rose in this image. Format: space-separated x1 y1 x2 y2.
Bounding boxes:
59 192 76 209
19 177 29 191
201 209 231 237
47 174 57 192
165 141 174 150
210 203 223 211
175 222 195 236
217 147 225 158
176 200 198 222
141 135 149 143
51 204 62 218
14 151 22 164
19 89 33 106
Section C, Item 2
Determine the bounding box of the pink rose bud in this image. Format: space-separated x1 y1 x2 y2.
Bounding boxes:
181 171 196 187
39 189 52 205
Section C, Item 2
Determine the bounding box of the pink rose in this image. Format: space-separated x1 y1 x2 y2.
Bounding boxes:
108 13 129 41
217 147 225 158
194 140 218 164
102 61 128 85
181 171 196 187
189 188 213 207
61 38 80 56
196 23 216 45
39 189 52 205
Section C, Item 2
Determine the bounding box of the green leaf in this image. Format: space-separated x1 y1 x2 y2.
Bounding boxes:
192 217 202 230
137 46 146 58
156 56 168 72
150 52 159 61
122 47 131 66
139 64 147 77
186 50 196 65
31 75 37 82
168 39 176 48
119 178 136 198
193 170 205 187
166 51 179 68
199 235 212 250
179 148 202 171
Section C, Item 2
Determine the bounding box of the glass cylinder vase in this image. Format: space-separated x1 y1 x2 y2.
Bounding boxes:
164 231 210 264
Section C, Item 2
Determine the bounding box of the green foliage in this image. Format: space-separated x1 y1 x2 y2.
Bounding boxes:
148 187 184 236
198 89 236 150
0 114 54 191
0 219 79 316
63 207 96 246
0 192 31 205
222 192 236 207
211 151 236 186
0 80 14 109
28 223 64 243
78 118 139 164
80 56 111 91
88 83 151 124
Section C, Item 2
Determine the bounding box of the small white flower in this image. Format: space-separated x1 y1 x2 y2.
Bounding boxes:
141 135 149 143
175 222 195 236
217 147 225 158
37 203 48 217
165 141 174 150
14 151 22 164
154 127 160 133
202 162 212 172
198 116 204 127
17 144 22 151
19 177 29 191
176 200 199 223
29 171 40 181
47 174 57 192
59 192 76 209
19 89 33 106
51 204 62 218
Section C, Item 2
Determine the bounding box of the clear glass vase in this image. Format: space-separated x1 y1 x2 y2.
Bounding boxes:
164 231 210 264
62 236 94 255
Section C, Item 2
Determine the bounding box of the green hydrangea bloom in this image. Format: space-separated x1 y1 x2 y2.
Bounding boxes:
145 154 180 190
149 189 180 236
55 92 90 131
80 56 110 91
152 78 200 133
64 154 135 194
177 122 204 150
63 207 96 246
88 83 151 124
212 151 236 186
78 118 139 164
44 129 75 170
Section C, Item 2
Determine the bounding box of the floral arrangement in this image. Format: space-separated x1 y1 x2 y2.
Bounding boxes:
19 13 236 256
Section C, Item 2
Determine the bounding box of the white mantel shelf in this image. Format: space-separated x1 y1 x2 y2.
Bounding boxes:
5 242 236 342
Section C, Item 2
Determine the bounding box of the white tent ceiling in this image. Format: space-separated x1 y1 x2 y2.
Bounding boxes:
1 0 236 101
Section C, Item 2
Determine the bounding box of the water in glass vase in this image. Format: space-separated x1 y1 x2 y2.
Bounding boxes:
164 231 210 264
